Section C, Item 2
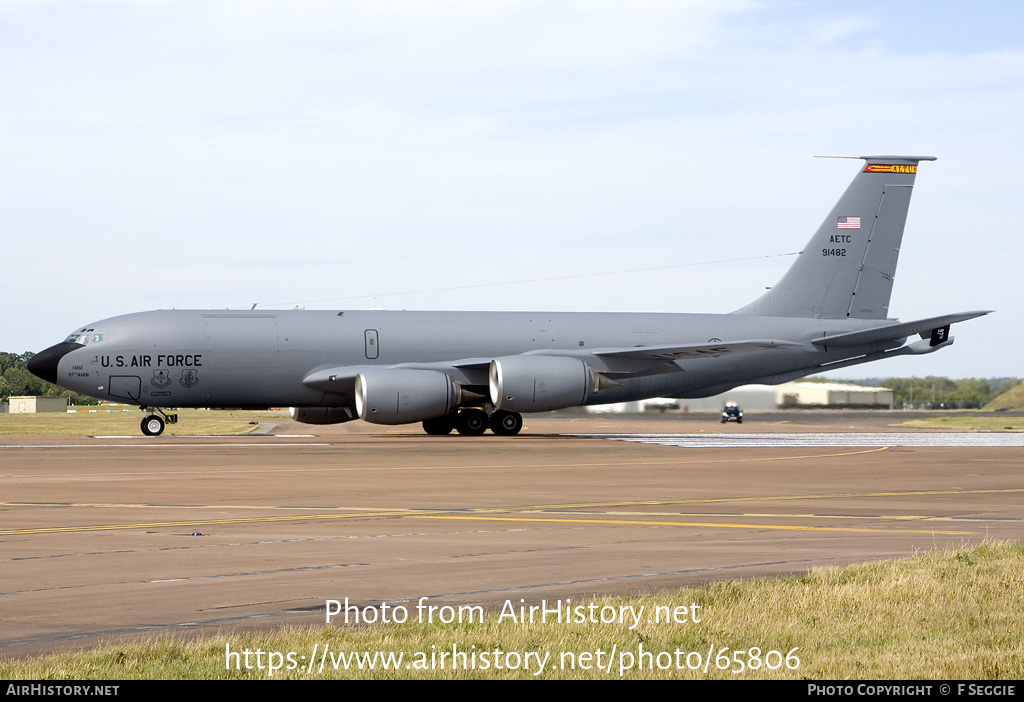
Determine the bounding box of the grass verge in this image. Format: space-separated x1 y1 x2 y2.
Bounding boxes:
895 416 1022 432
2 541 1021 679
0 409 288 437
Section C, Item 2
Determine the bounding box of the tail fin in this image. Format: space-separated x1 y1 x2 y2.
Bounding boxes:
734 155 936 319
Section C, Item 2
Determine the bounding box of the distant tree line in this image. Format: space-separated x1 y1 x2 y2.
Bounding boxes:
808 375 1022 410
879 377 1021 410
1 351 99 406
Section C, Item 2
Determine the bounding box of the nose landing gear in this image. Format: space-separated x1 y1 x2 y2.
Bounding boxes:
141 414 164 436
139 408 178 436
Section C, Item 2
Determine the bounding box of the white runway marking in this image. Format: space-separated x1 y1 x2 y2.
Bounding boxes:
90 434 318 439
573 432 1024 448
0 442 330 449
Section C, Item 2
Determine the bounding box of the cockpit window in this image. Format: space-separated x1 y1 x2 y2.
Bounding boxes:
64 331 104 345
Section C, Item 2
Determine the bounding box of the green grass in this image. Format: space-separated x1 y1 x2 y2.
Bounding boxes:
0 408 288 437
984 382 1024 412
895 416 1022 431
3 541 1021 679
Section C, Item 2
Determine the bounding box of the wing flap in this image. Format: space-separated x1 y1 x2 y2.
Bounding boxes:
592 339 806 361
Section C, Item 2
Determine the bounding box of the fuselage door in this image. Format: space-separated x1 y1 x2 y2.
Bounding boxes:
364 329 379 360
108 375 142 402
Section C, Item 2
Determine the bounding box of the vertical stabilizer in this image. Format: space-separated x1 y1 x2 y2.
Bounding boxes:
734 155 935 319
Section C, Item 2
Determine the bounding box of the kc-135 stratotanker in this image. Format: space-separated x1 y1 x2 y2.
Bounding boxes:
29 156 988 436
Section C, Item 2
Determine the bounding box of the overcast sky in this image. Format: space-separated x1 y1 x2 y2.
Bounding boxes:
2 0 1021 378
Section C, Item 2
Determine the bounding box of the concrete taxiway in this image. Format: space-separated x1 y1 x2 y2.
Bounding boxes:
1 412 1022 657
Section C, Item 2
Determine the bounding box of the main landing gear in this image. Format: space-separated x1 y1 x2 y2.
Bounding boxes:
421 408 524 436
490 409 524 436
139 408 178 436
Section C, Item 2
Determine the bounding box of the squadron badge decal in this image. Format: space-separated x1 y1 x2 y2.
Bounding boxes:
151 369 171 389
179 369 200 388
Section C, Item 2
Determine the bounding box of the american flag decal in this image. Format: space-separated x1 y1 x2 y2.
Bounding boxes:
838 216 861 229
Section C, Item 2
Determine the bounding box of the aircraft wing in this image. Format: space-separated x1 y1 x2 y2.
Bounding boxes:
810 311 991 347
300 316 983 398
301 341 804 395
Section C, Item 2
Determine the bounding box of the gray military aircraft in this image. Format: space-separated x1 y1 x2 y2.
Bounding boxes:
29 155 988 437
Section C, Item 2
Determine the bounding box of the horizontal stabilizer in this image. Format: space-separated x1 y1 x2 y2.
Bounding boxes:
810 311 990 347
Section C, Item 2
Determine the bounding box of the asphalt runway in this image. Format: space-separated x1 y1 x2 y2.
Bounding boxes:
2 412 1022 657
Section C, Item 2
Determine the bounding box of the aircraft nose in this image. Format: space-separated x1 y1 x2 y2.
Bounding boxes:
27 341 84 385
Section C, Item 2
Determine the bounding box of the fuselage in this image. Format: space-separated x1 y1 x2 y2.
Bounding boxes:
34 308 905 411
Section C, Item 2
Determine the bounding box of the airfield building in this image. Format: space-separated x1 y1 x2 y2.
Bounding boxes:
4 396 69 414
590 381 894 412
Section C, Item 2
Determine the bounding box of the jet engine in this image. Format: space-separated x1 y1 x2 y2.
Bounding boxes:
488 355 599 413
289 407 357 425
355 368 461 425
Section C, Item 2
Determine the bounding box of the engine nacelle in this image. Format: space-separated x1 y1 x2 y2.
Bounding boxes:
289 406 357 425
355 368 461 425
489 355 597 413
